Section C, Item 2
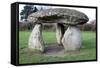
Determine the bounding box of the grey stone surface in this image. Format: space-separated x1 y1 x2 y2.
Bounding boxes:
56 23 65 45
28 8 89 25
28 24 44 52
61 26 82 51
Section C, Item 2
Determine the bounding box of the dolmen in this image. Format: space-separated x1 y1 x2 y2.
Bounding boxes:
27 8 89 52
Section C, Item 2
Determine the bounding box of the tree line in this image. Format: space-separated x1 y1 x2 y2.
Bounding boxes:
19 20 96 31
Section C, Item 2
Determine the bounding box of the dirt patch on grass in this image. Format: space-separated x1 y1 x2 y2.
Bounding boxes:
43 44 84 57
43 44 65 57
20 43 86 57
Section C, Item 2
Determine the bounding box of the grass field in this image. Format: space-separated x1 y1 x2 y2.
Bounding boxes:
19 31 96 64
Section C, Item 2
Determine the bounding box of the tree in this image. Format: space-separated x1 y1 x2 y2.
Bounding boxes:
20 5 38 21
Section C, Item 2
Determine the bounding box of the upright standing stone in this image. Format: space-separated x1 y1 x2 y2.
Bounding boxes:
61 26 82 51
56 23 65 45
28 24 44 52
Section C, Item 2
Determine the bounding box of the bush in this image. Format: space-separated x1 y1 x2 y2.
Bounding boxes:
19 21 34 31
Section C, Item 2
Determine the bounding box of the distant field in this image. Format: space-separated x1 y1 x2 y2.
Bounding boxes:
19 31 96 64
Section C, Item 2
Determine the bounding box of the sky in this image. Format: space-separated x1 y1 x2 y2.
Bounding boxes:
19 4 96 23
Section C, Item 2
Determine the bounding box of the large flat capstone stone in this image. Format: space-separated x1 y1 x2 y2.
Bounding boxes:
28 8 89 25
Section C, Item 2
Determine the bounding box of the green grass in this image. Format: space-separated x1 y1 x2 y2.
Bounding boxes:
19 31 96 64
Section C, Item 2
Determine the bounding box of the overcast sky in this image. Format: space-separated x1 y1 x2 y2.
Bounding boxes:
19 4 96 23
